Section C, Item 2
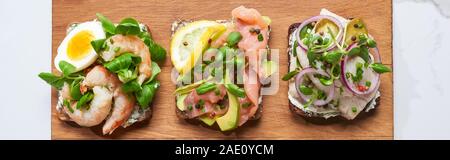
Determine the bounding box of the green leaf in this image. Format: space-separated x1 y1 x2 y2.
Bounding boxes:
331 64 341 78
351 63 364 82
91 39 106 53
292 39 301 67
104 53 140 73
139 31 152 40
367 38 377 48
59 61 76 76
347 47 361 57
195 82 217 95
115 18 140 35
225 83 245 98
70 78 83 100
144 62 161 84
38 72 65 90
226 31 242 47
296 58 302 68
299 85 313 95
122 80 142 93
117 69 137 83
76 92 94 109
143 37 167 62
316 89 326 100
63 99 74 113
319 76 333 86
369 63 391 73
358 34 368 45
323 51 343 64
136 80 160 109
104 55 132 72
359 47 370 62
96 13 116 35
299 23 313 40
282 70 299 81
307 50 317 66
293 40 299 57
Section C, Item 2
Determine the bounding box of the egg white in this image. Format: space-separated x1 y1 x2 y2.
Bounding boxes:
54 21 105 73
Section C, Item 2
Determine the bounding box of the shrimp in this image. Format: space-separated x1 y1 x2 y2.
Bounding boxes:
102 35 152 85
75 65 135 134
102 87 135 135
64 86 113 127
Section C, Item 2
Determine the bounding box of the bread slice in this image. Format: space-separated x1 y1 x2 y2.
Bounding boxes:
286 13 380 121
171 20 270 125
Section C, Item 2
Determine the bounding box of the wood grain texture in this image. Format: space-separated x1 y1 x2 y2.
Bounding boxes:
52 0 393 139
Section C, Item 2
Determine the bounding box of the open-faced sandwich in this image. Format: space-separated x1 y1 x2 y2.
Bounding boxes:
39 14 166 135
170 6 274 131
283 9 391 120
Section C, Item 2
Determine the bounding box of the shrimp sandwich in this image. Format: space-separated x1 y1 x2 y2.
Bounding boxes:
39 14 166 135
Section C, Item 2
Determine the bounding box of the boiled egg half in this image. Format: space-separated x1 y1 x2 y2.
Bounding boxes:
54 21 105 72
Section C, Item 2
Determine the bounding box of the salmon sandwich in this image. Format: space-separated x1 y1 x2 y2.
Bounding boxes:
170 6 275 131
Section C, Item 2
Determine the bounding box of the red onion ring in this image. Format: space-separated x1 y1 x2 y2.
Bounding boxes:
341 43 381 95
296 15 344 52
295 67 335 106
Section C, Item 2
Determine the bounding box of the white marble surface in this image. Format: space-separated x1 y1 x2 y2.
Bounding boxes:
394 0 450 139
0 0 51 139
0 0 449 139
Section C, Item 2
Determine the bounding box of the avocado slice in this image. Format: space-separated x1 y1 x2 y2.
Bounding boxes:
199 115 218 126
216 71 240 131
343 18 368 46
176 94 188 111
216 90 240 131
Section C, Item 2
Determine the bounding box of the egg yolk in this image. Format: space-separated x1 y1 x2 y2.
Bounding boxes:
67 30 95 60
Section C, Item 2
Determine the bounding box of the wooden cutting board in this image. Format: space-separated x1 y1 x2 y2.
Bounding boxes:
52 0 392 139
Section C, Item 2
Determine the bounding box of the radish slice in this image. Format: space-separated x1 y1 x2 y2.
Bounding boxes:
295 67 335 106
341 43 381 95
296 15 344 52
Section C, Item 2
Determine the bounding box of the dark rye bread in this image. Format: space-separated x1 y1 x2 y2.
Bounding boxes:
172 20 270 124
287 22 380 122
